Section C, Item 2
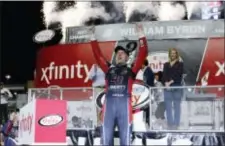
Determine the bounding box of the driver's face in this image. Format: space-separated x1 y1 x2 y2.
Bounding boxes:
115 50 128 64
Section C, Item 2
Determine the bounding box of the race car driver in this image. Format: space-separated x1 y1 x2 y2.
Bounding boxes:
90 24 148 145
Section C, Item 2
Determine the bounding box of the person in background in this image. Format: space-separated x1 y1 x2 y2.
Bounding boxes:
88 64 105 88
154 71 166 123
162 48 183 130
88 64 105 125
141 59 155 126
0 82 13 125
1 111 18 146
143 59 155 87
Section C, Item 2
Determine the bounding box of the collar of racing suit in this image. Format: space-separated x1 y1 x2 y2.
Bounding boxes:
116 63 127 67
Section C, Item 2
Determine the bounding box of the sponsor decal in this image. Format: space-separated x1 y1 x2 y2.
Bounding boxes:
19 113 33 136
197 38 224 88
147 52 168 73
76 106 92 112
95 81 150 110
194 106 210 116
147 52 183 73
126 41 137 52
33 29 55 43
69 28 92 40
215 61 224 77
38 114 63 126
67 101 97 130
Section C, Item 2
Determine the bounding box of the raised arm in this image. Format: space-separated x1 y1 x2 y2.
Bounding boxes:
90 27 110 73
132 24 148 74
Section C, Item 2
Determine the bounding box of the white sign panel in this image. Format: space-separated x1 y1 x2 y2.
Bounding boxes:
18 100 35 145
67 101 97 130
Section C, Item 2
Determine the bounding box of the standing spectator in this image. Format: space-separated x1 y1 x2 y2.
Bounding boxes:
143 59 155 87
154 71 166 121
141 59 154 126
0 83 13 125
88 64 105 125
162 48 183 129
1 111 18 146
88 64 105 88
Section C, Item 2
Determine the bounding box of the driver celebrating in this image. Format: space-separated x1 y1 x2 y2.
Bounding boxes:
90 24 148 145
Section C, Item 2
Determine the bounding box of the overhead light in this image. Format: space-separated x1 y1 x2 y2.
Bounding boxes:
5 74 11 80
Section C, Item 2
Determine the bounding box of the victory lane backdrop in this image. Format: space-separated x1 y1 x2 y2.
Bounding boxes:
33 19 224 146
35 38 224 89
35 20 224 91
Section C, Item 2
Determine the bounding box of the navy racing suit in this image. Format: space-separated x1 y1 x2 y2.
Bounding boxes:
90 37 148 145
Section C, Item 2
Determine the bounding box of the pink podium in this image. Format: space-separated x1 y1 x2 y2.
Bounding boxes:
18 98 67 145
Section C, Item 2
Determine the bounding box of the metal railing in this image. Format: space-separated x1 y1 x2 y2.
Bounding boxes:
28 87 97 131
28 86 93 101
149 85 224 133
27 85 224 133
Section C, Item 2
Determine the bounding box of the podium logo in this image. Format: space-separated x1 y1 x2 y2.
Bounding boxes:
19 113 33 136
95 81 150 110
38 114 63 126
33 29 55 43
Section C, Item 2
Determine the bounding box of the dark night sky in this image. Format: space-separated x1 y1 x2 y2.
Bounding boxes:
1 1 44 84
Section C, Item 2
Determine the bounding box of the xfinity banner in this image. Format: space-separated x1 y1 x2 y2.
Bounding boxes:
35 38 224 89
66 20 224 43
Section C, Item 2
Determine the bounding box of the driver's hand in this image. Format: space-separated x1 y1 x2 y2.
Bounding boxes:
135 23 145 38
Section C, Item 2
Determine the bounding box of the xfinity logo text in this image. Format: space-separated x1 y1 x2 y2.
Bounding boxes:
147 52 168 73
19 113 33 136
147 52 183 73
215 61 224 76
40 61 90 84
38 115 63 126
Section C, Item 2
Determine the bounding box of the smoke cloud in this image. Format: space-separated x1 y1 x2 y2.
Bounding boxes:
185 2 202 20
42 2 59 27
158 2 186 21
41 1 206 43
124 2 159 22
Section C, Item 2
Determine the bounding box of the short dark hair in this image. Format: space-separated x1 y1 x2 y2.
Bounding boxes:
143 59 149 66
155 71 163 82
